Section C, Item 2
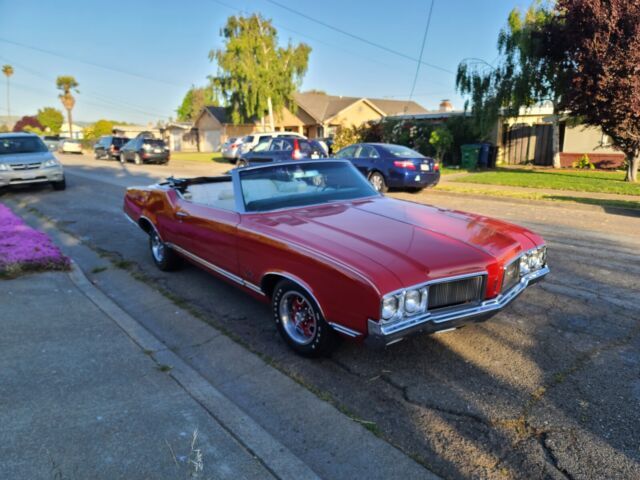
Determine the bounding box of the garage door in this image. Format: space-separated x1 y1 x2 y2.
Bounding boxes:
201 129 221 152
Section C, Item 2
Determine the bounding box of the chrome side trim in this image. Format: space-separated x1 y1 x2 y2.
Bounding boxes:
328 322 362 338
368 266 549 344
168 243 265 296
123 212 137 227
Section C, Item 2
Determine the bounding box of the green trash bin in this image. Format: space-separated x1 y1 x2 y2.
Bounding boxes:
461 144 482 170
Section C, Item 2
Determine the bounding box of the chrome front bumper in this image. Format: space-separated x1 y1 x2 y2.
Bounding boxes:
366 266 549 347
0 166 64 187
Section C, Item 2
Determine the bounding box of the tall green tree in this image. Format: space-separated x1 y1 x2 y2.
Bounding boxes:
210 14 311 130
2 65 13 120
37 107 64 134
176 85 217 122
56 75 79 138
555 0 640 182
457 1 567 167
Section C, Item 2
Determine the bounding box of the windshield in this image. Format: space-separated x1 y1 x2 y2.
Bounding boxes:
0 136 48 155
242 135 254 143
143 139 166 148
384 145 425 158
239 161 378 212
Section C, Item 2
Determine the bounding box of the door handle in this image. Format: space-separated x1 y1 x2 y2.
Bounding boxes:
176 211 189 218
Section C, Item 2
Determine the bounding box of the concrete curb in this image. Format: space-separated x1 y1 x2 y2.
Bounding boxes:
67 261 320 480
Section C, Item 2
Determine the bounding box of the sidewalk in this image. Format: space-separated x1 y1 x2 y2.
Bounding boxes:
439 174 640 204
0 269 284 479
2 201 438 480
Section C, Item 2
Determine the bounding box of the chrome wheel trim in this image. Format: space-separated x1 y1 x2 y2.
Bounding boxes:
151 232 165 263
279 291 317 345
370 173 383 192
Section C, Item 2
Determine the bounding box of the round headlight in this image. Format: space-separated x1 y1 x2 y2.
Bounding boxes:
381 296 398 320
519 255 531 275
404 290 421 314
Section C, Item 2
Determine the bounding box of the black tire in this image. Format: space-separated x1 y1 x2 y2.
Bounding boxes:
94 152 100 160
119 154 126 164
149 229 180 271
236 158 248 168
134 153 143 165
368 171 388 193
272 280 337 357
52 178 66 191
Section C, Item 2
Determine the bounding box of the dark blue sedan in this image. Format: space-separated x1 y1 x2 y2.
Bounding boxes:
334 143 440 193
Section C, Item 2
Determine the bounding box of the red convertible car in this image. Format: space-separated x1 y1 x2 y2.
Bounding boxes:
124 160 549 356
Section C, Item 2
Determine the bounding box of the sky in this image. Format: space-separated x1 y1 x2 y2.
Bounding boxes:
0 0 531 125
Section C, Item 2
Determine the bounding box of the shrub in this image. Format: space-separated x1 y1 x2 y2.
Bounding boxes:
572 154 595 169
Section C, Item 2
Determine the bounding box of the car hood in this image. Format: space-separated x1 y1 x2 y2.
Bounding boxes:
246 196 541 293
0 151 55 164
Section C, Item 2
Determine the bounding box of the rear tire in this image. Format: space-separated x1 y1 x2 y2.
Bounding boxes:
272 280 337 357
52 178 66 191
149 229 180 271
134 153 143 165
368 171 388 193
119 154 126 164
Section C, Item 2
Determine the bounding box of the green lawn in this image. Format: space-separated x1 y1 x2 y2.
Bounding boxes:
441 166 470 176
451 168 640 196
171 152 226 163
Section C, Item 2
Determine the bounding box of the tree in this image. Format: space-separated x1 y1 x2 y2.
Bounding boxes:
37 107 64 134
56 76 79 138
83 119 114 141
457 1 567 167
210 14 311 130
13 115 43 132
2 65 13 120
176 85 217 122
429 126 454 163
556 0 640 182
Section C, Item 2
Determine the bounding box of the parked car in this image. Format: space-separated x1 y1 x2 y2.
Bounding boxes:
237 136 327 167
119 137 169 165
238 131 306 156
0 133 66 190
222 137 243 161
59 138 83 154
41 135 61 152
94 136 130 160
123 159 548 356
318 137 334 155
335 143 440 193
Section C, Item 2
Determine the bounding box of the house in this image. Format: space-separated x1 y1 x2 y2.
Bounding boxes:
194 93 429 152
59 123 84 139
495 105 624 168
161 122 198 152
112 124 161 139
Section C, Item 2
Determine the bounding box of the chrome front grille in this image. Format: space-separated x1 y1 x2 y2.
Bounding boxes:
10 163 41 171
428 275 485 310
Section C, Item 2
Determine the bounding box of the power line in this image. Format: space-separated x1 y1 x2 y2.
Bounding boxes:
408 0 435 102
0 37 184 88
265 0 455 75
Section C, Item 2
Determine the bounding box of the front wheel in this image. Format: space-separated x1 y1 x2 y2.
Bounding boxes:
149 229 180 271
134 153 143 165
119 154 126 164
368 171 388 193
272 280 337 357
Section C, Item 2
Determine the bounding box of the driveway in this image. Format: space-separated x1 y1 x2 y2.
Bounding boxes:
3 153 639 479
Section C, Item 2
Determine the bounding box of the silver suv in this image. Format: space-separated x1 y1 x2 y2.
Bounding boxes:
238 131 306 156
0 133 66 190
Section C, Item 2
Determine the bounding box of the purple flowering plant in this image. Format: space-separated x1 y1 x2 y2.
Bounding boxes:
0 203 70 277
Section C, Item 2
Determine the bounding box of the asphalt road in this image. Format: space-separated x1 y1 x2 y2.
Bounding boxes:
4 153 639 480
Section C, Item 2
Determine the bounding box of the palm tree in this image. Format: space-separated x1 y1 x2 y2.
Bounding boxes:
56 75 79 139
2 65 13 121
